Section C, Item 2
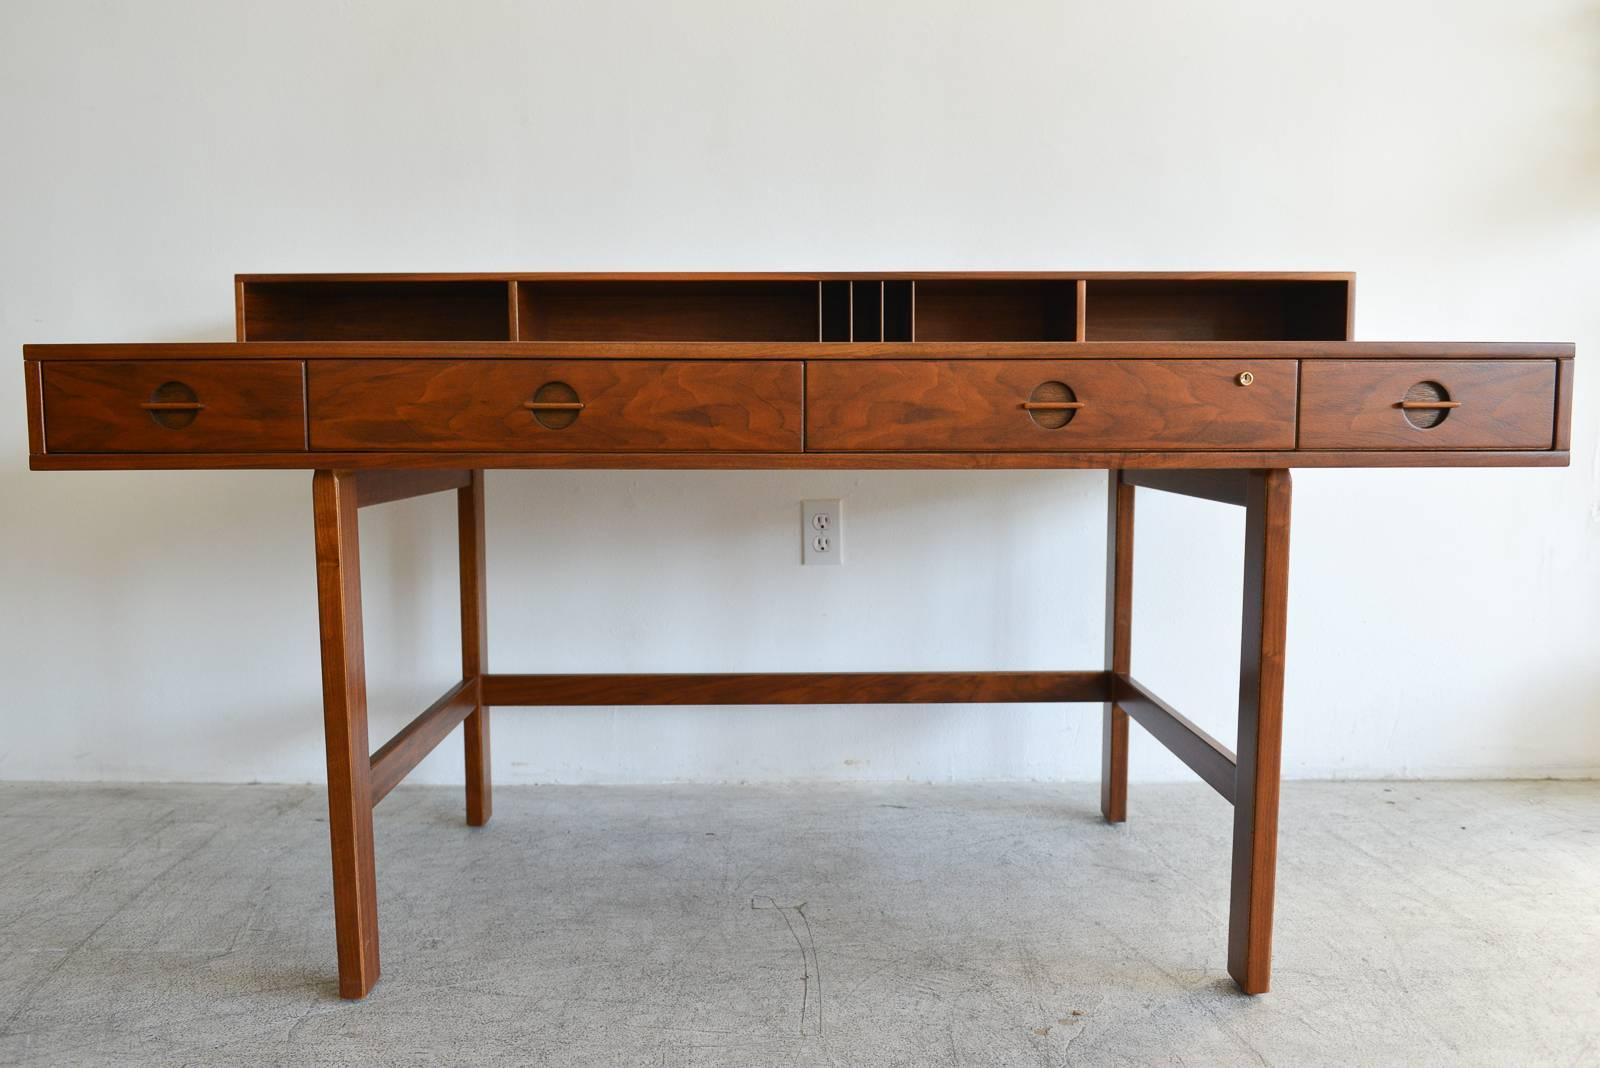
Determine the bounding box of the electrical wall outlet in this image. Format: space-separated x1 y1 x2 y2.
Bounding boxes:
802 499 842 565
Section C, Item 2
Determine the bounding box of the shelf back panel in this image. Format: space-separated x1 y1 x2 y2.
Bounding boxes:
914 280 1078 341
1084 280 1350 341
518 281 818 341
241 281 510 341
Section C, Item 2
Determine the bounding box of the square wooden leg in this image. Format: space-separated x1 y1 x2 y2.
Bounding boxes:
458 471 491 827
1228 469 1292 994
1101 471 1134 823
312 470 381 999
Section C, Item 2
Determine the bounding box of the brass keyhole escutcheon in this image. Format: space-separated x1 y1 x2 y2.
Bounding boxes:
1025 381 1079 429
527 382 582 429
144 381 202 429
1237 371 1254 387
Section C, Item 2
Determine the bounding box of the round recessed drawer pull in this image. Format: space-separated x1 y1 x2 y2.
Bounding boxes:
1396 381 1458 429
141 381 205 429
524 382 583 429
1237 371 1254 386
1023 381 1082 428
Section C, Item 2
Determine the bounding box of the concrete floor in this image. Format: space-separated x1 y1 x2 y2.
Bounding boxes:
0 781 1595 1067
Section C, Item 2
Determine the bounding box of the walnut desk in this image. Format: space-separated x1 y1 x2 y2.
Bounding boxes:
22 272 1575 999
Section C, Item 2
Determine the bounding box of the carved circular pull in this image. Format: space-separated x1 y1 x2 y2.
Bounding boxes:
523 381 583 429
1237 371 1255 386
140 381 204 429
1397 381 1459 429
1021 381 1082 429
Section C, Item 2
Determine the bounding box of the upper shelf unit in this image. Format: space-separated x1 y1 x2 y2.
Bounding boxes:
235 274 1353 343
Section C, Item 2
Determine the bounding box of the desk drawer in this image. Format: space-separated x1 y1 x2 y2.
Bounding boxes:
41 360 306 453
806 360 1297 451
308 360 804 452
1299 361 1555 449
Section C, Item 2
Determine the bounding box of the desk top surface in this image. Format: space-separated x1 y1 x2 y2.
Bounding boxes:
22 272 1574 472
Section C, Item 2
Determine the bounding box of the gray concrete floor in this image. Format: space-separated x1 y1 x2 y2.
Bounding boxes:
0 781 1595 1067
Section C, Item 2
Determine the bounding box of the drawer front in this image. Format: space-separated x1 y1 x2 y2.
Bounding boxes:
1299 361 1555 449
806 360 1297 451
42 360 306 453
308 360 804 452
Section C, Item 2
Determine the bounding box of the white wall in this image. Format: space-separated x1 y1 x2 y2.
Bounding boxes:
1 0 1596 785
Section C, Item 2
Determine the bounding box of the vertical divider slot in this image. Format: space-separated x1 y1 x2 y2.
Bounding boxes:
851 281 883 342
820 281 851 341
884 281 914 342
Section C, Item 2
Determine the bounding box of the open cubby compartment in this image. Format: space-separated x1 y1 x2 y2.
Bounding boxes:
1083 279 1350 340
912 279 1078 341
239 280 512 341
517 280 818 341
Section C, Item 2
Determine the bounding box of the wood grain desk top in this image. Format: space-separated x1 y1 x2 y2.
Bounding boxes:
21 272 1573 471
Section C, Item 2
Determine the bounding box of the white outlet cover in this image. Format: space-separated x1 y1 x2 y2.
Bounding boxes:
802 499 842 565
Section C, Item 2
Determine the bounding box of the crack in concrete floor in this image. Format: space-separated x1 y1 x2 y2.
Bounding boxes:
0 780 1595 1067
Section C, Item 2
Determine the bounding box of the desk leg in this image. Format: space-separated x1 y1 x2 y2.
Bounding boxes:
459 471 492 826
1228 469 1291 994
312 470 381 999
1101 471 1134 822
